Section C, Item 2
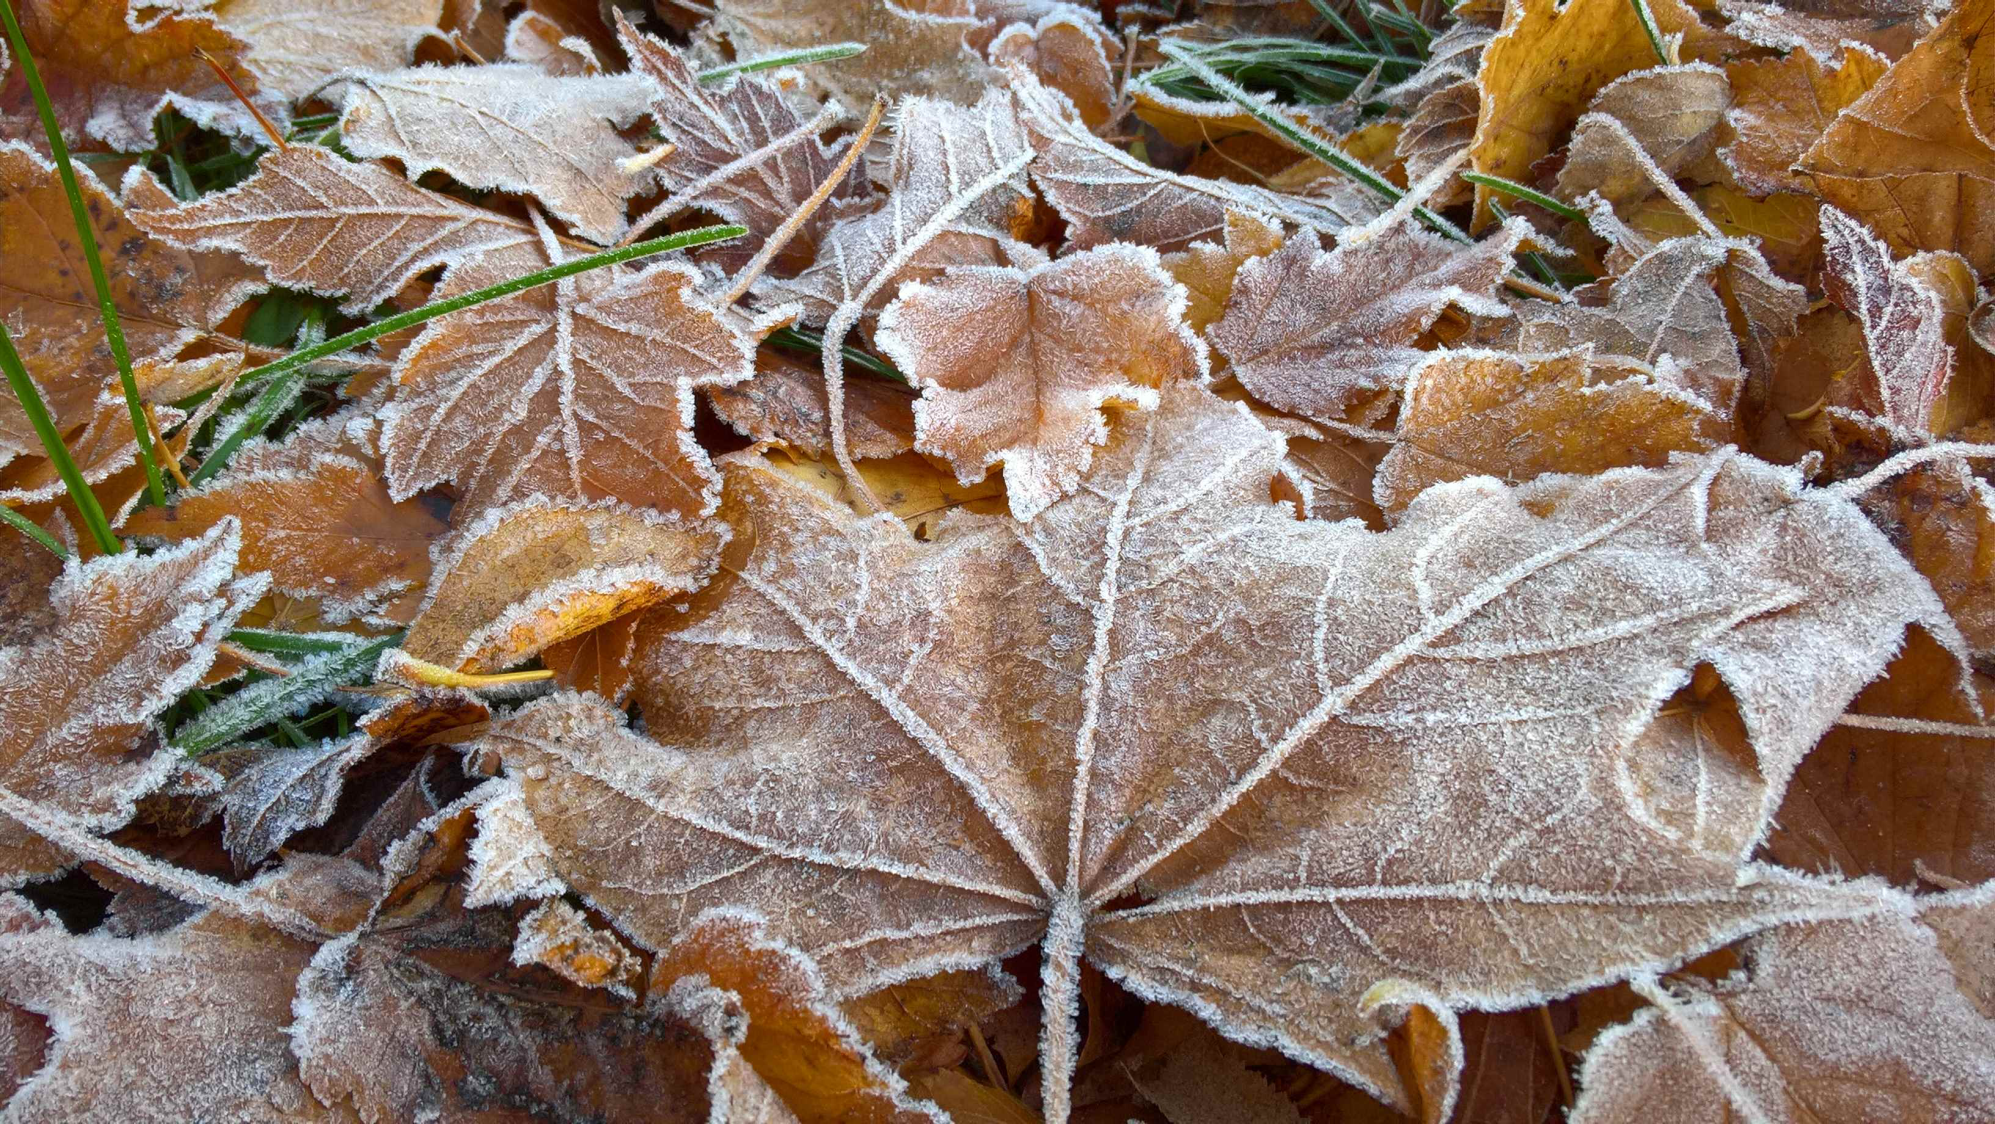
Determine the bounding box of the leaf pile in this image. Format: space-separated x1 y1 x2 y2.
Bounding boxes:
4 0 1995 1122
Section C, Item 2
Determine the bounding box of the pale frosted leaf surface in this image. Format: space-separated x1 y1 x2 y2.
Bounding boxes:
1517 237 1748 411
0 907 336 1123
1922 881 1995 1020
771 89 1033 325
1209 219 1529 423
1375 349 1720 511
335 65 657 244
713 0 990 111
378 240 762 521
620 19 860 274
1 145 262 466
707 350 916 461
502 10 598 76
1569 904 1995 1123
0 0 284 151
1013 70 1377 254
464 776 564 908
217 733 374 872
1380 20 1493 108
485 382 1935 1112
1396 78 1480 211
0 523 260 882
126 143 540 315
876 243 1204 520
292 897 734 1123
215 0 443 100
1718 0 1934 62
123 410 450 625
1722 46 1887 198
403 497 725 673
1162 210 1286 337
1556 65 1730 210
1820 204 1955 433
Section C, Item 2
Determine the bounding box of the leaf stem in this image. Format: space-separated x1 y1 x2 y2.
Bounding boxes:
0 506 64 557
187 224 745 484
1460 171 1587 221
0 322 120 554
1153 41 1470 244
0 0 167 506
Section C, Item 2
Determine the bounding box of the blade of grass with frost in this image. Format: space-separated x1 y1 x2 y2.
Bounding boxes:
698 42 866 83
1629 0 1671 64
1461 171 1587 221
0 506 65 558
0 0 167 506
173 632 402 755
1153 40 1470 244
227 628 364 658
0 323 121 555
186 223 745 485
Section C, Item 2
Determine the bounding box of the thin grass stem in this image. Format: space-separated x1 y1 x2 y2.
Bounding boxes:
0 506 64 558
1628 0 1671 64
699 42 866 83
0 0 167 506
1460 171 1587 221
0 323 120 554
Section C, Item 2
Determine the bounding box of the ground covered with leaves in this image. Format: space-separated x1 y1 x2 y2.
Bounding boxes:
1 0 1993 1120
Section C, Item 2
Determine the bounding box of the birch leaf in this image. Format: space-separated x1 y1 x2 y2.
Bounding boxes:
402 497 725 673
876 243 1205 520
126 143 542 315
335 65 657 244
481 383 1934 1115
377 230 763 520
215 0 444 100
1209 219 1530 424
1820 204 1955 434
1569 900 1995 1123
0 523 261 883
1014 70 1377 254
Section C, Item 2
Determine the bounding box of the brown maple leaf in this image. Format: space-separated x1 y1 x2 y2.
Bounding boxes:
712 0 992 111
1722 45 1887 198
876 242 1205 520
478 383 1935 1118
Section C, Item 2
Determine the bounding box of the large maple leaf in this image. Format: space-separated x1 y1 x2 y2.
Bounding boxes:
480 383 1936 1117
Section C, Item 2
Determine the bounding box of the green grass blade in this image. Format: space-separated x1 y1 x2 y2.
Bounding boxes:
768 325 907 383
194 366 307 487
0 506 65 558
700 43 866 83
1628 0 1670 64
0 322 120 555
1153 41 1470 244
1460 171 1587 221
187 223 746 485
0 0 167 506
173 632 402 755
226 628 369 657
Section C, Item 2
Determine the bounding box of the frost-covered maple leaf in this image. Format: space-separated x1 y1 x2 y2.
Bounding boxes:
479 384 1937 1118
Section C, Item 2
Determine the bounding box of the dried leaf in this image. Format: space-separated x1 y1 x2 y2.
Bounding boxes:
515 897 644 996
335 64 656 244
1396 79 1480 211
987 13 1115 132
1820 204 1955 433
1556 64 1730 211
714 0 991 111
127 143 542 315
0 0 280 151
1014 69 1378 253
216 732 375 871
503 9 599 75
1375 349 1719 510
0 524 261 882
1570 902 1995 1122
124 410 450 625
1722 46 1887 198
1854 460 1995 656
707 350 917 461
877 243 1204 520
216 0 444 100
482 383 1935 1114
377 232 764 519
1210 219 1529 423
541 610 644 707
1163 210 1287 337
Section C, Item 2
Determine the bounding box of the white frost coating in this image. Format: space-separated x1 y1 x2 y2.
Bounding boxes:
1820 204 1956 436
484 383 1943 1120
218 732 375 871
665 978 803 1124
464 776 565 908
332 63 660 244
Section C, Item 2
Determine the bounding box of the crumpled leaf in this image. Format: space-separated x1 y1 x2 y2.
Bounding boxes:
0 0 282 151
1374 349 1719 511
1209 218 1530 423
1014 69 1378 254
621 17 862 275
503 9 599 76
1162 210 1286 336
1396 78 1480 211
514 897 644 996
707 350 917 461
1852 460 1995 657
124 409 450 625
1819 204 1954 434
1556 63 1730 211
1469 0 1719 229
126 142 542 315
713 0 991 112
1723 45 1887 198
1797 0 1995 273
1570 896 1995 1122
214 0 444 100
876 242 1204 520
0 522 262 883
1717 0 1931 63
335 64 657 244
401 497 725 673
215 732 375 872
0 143 262 471
0 899 338 1122
377 230 765 520
481 382 1935 1113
